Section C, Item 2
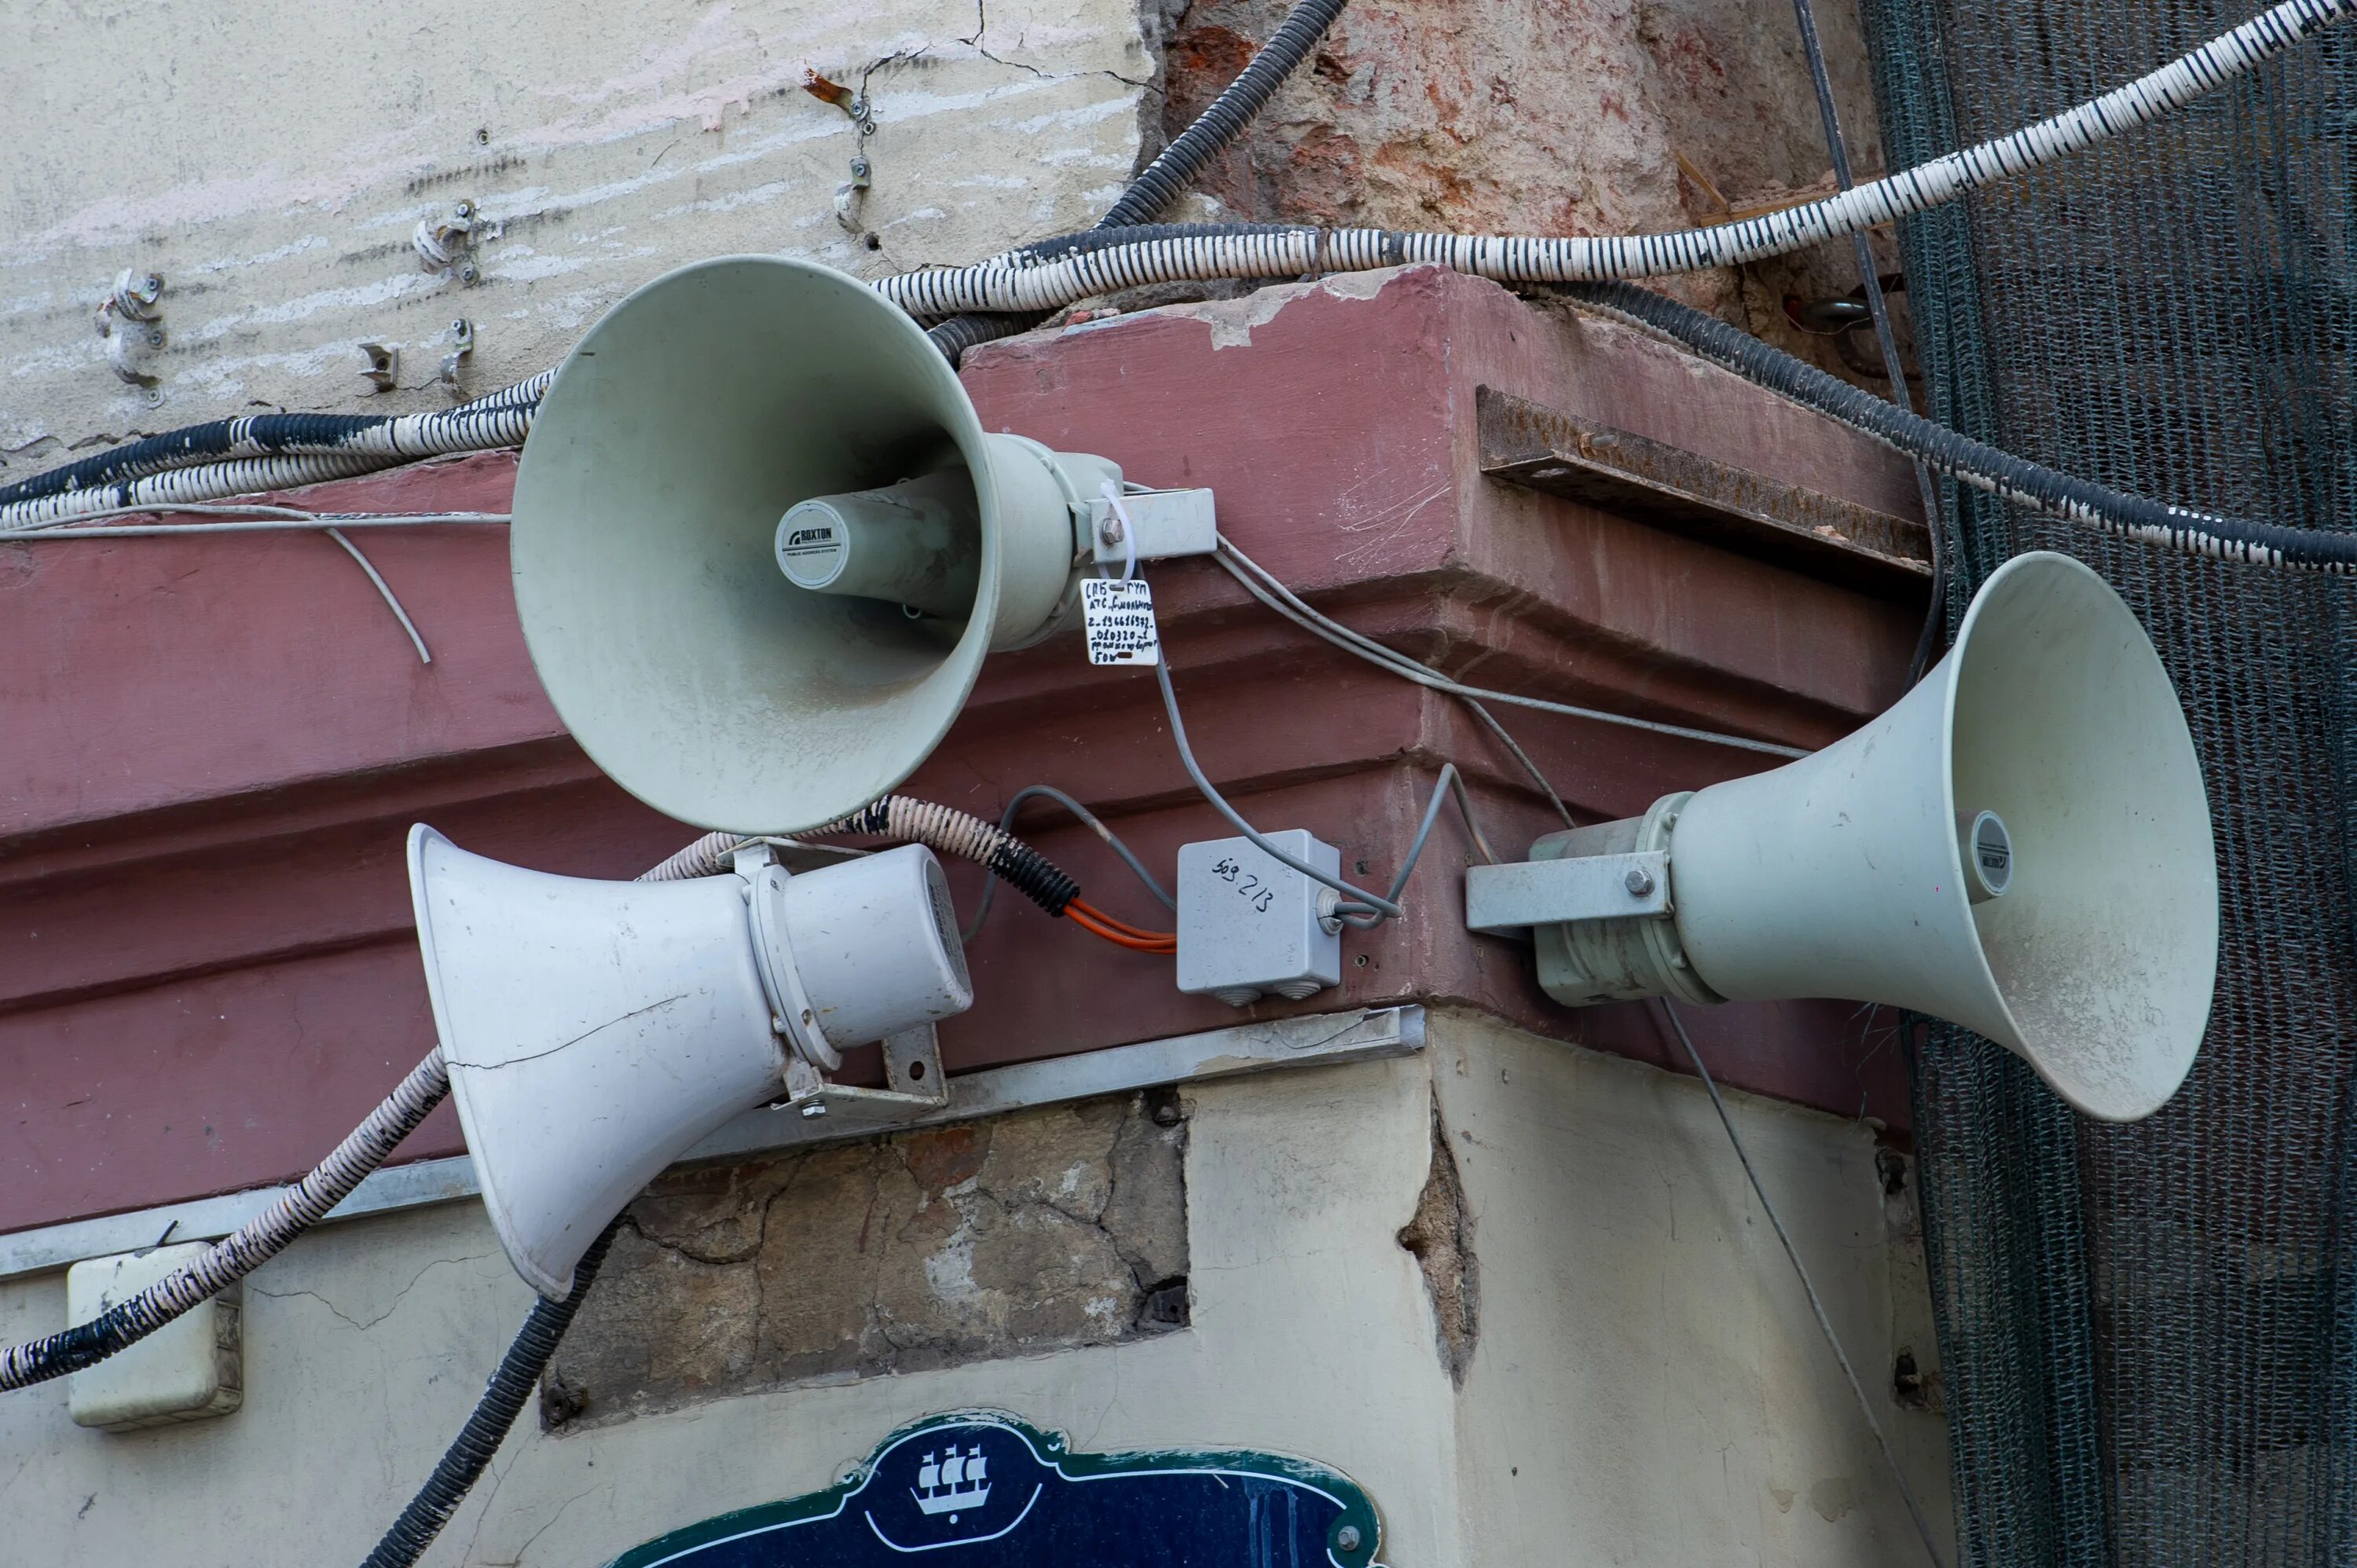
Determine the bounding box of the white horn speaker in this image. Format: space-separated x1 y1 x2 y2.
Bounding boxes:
1465 551 2218 1122
408 828 973 1297
509 255 1123 835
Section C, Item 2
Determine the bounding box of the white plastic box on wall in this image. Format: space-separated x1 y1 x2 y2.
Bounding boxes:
1176 830 1344 1006
66 1242 242 1431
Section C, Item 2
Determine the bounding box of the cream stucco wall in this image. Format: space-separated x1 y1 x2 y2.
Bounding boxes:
0 1013 1948 1564
0 0 1153 466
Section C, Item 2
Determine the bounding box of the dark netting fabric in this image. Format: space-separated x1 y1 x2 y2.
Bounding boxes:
1854 1 2357 1562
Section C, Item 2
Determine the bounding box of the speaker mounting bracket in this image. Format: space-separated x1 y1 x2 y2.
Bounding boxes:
780 1024 952 1132
1464 850 1671 932
1087 487 1218 568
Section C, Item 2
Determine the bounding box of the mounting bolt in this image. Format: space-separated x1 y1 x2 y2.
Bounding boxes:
1624 865 1656 897
799 1101 828 1119
1336 1525 1362 1552
1099 513 1125 545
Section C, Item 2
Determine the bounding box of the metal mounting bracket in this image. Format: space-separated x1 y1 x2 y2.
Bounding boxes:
781 1024 953 1132
1087 486 1219 566
1464 850 1670 933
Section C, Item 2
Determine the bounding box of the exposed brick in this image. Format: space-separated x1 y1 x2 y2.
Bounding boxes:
547 1092 1189 1429
1157 0 1919 389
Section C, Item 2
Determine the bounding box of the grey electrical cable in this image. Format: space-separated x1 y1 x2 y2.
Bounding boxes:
962 784 1176 943
1461 698 1578 830
1655 999 1947 1568
1780 0 1947 683
1153 658 1490 927
1154 657 1400 918
0 505 511 667
880 0 2357 319
324 528 433 665
1212 540 1606 817
1212 537 1811 759
0 503 509 535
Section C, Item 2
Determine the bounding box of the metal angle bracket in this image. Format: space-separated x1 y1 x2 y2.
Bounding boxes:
781 1024 953 1133
1464 850 1670 933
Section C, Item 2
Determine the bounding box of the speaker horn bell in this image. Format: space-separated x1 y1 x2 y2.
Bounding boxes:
510 255 1122 837
1466 550 2219 1123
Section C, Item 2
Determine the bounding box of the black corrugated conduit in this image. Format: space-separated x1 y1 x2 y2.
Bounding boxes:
1098 0 1349 229
356 1222 621 1568
3 0 1348 507
0 373 550 524
1562 280 2357 574
922 0 1352 363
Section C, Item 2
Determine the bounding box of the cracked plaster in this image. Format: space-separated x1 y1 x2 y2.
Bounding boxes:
544 1090 1190 1430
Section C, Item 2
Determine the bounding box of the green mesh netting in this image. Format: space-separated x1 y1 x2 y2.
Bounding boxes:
1853 1 2357 1561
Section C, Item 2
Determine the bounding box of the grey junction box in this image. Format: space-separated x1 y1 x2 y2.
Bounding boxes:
1176 830 1343 1006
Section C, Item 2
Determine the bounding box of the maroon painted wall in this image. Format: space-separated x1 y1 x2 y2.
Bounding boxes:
1 266 1924 1234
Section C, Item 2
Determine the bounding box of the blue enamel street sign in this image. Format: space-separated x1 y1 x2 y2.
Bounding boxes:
607 1411 1386 1566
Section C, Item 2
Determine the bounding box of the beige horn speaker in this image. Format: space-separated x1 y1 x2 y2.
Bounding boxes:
509 255 1123 836
1466 550 2219 1123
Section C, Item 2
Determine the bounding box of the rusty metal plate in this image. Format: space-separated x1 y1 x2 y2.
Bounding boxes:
1477 386 1932 592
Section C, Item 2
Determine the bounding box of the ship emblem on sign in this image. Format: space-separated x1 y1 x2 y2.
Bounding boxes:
607 1411 1388 1566
912 1445 990 1520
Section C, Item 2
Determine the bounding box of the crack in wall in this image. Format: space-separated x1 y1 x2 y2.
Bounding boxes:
1397 1092 1479 1387
546 1089 1189 1431
250 1251 498 1333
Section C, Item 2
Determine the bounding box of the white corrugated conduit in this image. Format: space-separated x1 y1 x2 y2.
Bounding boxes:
876 0 2357 320
0 374 548 526
5 0 2348 529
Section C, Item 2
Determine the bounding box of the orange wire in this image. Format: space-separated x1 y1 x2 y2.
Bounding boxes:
1067 897 1175 943
1069 919 1175 954
1063 901 1176 952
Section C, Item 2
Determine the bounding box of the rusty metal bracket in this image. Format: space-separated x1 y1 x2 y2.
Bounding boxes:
438 318 474 396
95 269 167 395
1477 386 1931 592
413 200 483 285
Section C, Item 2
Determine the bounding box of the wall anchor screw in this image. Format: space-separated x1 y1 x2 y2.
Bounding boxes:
1336 1525 1362 1552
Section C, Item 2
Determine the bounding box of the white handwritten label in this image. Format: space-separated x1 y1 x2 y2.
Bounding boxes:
1081 577 1161 666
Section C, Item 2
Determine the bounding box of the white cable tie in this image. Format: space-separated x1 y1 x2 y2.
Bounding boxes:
1097 480 1139 581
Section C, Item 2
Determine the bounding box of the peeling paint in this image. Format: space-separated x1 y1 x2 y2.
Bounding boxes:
0 0 1157 459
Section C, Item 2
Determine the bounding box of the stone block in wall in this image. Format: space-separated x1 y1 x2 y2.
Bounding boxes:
543 1090 1189 1430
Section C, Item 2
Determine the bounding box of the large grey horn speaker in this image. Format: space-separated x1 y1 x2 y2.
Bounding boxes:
1466 551 2220 1122
510 255 1120 833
